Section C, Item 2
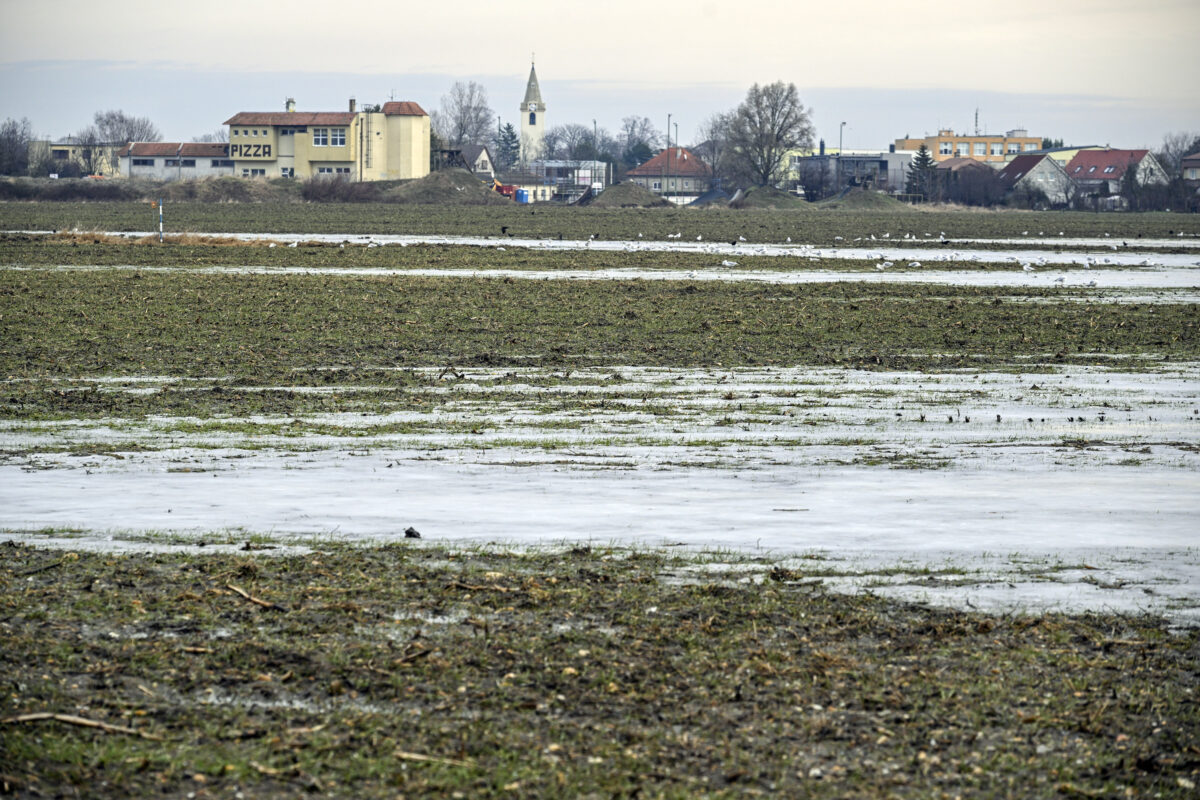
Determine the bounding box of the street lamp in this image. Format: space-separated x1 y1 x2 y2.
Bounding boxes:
838 121 846 189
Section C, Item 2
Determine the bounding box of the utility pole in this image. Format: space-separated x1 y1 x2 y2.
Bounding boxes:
838 121 846 190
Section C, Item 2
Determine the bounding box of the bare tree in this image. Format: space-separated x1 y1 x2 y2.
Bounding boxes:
0 117 33 175
434 81 494 147
543 124 590 159
693 112 734 183
72 126 104 175
727 82 815 186
1155 131 1200 178
193 129 229 143
94 109 160 144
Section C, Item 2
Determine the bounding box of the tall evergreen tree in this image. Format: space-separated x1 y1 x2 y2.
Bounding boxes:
906 144 936 198
494 123 520 172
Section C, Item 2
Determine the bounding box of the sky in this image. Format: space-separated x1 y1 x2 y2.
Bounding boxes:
3 0 1199 151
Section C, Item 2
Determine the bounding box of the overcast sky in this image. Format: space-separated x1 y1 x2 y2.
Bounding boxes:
3 0 1198 150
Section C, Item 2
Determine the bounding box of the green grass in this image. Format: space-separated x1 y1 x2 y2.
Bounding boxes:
1 542 1196 799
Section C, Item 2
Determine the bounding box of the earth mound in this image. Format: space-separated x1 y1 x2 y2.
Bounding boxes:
382 169 512 205
817 188 914 211
583 182 671 208
728 186 809 209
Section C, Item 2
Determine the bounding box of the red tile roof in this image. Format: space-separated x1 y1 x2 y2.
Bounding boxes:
1064 149 1148 181
117 142 230 157
626 147 711 178
223 112 356 126
382 101 427 116
933 157 993 173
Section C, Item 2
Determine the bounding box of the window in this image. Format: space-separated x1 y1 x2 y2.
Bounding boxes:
529 112 536 126
956 143 969 156
991 143 1002 156
52 149 69 160
1007 143 1019 153
1074 166 1082 174
181 159 195 167
974 142 986 156
652 180 661 190
335 167 351 174
251 129 257 137
281 167 294 177
1103 166 1115 174
232 129 239 137
242 168 265 177
313 128 329 146
479 159 488 170
212 159 233 167
1088 166 1097 173
280 128 294 136
164 159 180 166
939 141 952 155
1024 143 1037 152
132 158 154 166
318 167 333 174
330 128 345 146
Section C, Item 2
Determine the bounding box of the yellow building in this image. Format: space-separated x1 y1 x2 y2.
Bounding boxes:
29 138 122 177
224 98 430 180
894 128 1042 163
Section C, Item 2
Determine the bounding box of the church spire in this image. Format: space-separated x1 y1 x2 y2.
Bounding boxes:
522 62 543 107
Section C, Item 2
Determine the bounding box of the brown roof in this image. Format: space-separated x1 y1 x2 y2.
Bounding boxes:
1064 149 1148 181
934 157 994 173
117 142 230 157
997 154 1050 186
625 147 711 178
223 111 356 126
382 101 427 116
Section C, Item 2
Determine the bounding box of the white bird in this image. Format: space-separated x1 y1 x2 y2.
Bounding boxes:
785 236 792 243
268 242 276 248
697 234 703 241
1022 263 1034 272
496 246 506 251
288 241 298 248
908 261 921 268
834 236 844 241
638 233 643 238
1087 280 1097 287
738 235 747 241
1053 276 1065 284
721 260 738 267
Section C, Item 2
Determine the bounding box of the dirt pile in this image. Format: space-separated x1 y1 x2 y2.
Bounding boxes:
818 188 914 211
729 186 809 209
584 182 671 208
381 169 511 205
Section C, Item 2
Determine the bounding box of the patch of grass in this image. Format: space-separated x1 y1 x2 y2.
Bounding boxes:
1 542 1196 798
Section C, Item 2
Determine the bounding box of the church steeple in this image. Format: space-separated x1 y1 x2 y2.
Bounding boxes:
522 62 543 107
519 60 545 165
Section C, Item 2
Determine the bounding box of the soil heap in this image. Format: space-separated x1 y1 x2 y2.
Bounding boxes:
583 182 672 208
382 169 512 205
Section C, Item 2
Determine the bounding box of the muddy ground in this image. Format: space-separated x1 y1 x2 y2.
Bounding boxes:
1 542 1198 799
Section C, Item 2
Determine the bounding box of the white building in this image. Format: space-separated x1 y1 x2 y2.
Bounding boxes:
519 62 545 165
118 142 234 180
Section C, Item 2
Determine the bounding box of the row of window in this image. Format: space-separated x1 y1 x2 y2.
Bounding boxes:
938 141 1037 156
230 127 345 145
317 166 352 174
131 158 234 168
1072 165 1118 175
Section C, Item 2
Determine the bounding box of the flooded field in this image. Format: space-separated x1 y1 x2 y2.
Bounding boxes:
2 221 1197 622
2 211 1199 798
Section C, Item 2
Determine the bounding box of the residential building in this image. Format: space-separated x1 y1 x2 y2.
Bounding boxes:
223 97 429 181
624 147 711 204
519 63 545 164
529 159 607 202
996 154 1071 205
118 142 234 180
29 137 122 177
1064 149 1168 196
1181 151 1200 189
460 144 495 178
894 128 1042 163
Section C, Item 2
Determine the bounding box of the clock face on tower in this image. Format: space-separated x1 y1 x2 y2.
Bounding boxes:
528 103 539 113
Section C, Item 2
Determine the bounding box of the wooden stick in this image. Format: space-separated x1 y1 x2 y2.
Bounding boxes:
395 750 473 767
226 584 286 612
1 712 161 741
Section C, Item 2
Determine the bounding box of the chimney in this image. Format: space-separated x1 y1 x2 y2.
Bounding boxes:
349 97 356 113
819 138 825 156
285 97 296 113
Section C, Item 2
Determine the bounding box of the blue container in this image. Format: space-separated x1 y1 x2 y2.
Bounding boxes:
515 189 530 204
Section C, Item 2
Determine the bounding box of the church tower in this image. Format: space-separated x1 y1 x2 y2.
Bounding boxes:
519 61 544 165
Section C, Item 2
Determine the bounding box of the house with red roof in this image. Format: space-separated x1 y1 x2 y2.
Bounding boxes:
624 147 712 203
1064 149 1167 199
117 142 234 180
222 97 429 181
997 154 1071 206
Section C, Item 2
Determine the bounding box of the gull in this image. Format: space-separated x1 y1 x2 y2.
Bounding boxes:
288 241 298 248
1053 276 1065 284
697 234 703 241
785 236 792 243
834 236 844 241
1087 280 1097 287
268 242 276 248
1022 263 1034 272
882 232 890 238
908 261 921 268
638 233 643 238
738 235 747 241
721 260 738 267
